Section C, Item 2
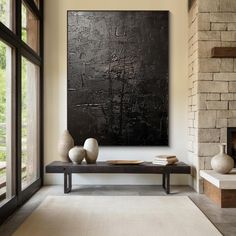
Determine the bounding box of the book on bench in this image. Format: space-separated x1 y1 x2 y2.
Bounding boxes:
153 155 178 165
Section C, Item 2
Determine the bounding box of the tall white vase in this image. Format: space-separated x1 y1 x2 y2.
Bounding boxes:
211 144 234 174
84 138 99 164
58 130 74 162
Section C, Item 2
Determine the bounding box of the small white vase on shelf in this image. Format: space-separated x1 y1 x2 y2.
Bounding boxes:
58 130 74 162
69 146 86 164
211 144 234 174
84 138 99 164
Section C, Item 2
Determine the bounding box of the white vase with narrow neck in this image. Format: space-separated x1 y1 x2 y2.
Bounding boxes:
211 144 234 174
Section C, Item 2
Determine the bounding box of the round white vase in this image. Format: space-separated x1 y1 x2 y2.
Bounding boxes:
58 130 74 162
211 144 234 174
83 138 99 164
69 146 86 164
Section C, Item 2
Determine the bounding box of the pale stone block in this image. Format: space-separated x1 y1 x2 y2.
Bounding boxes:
198 59 221 73
189 51 198 64
198 128 220 142
207 93 220 100
220 128 227 143
221 32 236 42
228 118 236 127
198 81 228 93
198 73 213 81
221 93 234 100
198 31 221 41
198 143 219 157
192 94 197 105
188 112 195 120
198 110 217 128
199 156 205 170
228 23 236 31
216 118 227 128
194 61 199 75
188 76 194 88
192 41 198 53
198 41 221 58
189 119 194 128
197 97 207 110
221 41 236 47
220 0 236 12
190 19 198 39
217 110 236 118
229 82 236 92
189 128 196 136
229 101 236 109
234 59 236 72
220 59 234 72
199 0 220 13
206 101 228 110
214 72 236 81
188 88 193 96
204 157 213 170
198 13 210 31
211 23 227 31
191 73 197 82
188 63 194 77
192 81 198 95
189 5 197 27
210 13 236 22
192 104 198 112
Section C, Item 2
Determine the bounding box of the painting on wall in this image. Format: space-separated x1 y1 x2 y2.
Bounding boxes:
67 11 169 146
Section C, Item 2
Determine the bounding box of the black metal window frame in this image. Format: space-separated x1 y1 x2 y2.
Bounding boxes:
0 0 44 224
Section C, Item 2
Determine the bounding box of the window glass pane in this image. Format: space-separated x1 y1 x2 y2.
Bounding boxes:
22 2 39 53
21 57 39 189
0 0 13 30
0 40 13 205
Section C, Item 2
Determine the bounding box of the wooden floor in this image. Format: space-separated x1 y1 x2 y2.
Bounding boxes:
0 185 236 236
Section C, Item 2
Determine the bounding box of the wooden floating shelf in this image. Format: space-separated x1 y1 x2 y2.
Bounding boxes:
211 47 236 58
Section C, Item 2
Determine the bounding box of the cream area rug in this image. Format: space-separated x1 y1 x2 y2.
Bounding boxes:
13 196 221 236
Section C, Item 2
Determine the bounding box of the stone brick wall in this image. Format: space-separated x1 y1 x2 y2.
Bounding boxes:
188 0 236 192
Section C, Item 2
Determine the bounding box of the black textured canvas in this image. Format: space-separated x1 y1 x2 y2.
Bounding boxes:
67 11 169 146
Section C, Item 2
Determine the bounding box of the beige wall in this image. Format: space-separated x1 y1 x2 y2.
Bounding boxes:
44 0 189 185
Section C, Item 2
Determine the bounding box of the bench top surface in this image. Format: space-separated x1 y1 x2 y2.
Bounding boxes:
46 161 191 174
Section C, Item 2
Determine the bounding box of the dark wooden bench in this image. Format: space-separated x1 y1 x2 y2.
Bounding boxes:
46 161 191 194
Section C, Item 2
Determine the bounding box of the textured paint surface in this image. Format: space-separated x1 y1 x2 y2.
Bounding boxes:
68 11 169 145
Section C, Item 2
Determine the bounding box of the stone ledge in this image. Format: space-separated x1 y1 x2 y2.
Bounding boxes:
200 169 236 189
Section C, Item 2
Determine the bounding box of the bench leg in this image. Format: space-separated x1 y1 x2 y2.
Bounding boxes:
64 172 72 194
162 173 170 194
166 173 170 194
162 173 166 189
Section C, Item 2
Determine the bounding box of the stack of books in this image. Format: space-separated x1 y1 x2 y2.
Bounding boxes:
152 155 178 165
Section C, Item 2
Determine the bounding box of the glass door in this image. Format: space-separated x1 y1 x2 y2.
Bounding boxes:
0 0 43 223
0 40 14 206
21 57 40 190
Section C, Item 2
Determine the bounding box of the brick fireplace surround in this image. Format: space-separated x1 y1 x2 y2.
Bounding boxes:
188 0 236 192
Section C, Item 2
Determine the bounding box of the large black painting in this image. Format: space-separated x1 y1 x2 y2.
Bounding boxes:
67 11 169 146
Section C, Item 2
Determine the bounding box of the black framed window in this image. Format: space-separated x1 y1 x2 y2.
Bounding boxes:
0 0 43 224
0 0 14 31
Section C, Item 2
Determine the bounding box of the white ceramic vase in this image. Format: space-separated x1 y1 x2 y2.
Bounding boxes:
58 130 74 162
83 138 99 164
211 144 234 174
69 146 86 164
